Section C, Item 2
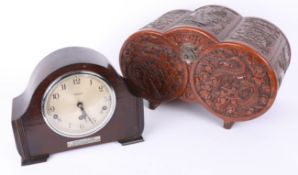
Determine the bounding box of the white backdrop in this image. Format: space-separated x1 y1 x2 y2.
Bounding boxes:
1 0 297 174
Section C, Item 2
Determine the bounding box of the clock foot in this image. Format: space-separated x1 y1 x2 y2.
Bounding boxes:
223 121 235 129
21 154 49 166
149 101 160 110
119 136 144 146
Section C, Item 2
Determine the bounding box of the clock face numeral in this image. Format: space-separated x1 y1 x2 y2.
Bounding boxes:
80 124 85 129
53 114 62 122
104 96 111 101
98 85 104 92
61 84 67 90
73 76 80 85
52 93 60 100
42 72 116 138
53 114 59 119
48 106 55 113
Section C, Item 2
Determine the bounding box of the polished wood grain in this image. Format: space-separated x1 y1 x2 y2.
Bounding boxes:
12 47 144 165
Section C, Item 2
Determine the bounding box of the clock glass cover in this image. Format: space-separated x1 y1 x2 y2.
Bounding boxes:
42 71 116 138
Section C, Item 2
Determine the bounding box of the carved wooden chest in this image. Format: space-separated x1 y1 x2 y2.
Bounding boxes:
119 5 291 128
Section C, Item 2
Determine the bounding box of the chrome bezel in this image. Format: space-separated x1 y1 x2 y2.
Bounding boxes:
41 71 117 138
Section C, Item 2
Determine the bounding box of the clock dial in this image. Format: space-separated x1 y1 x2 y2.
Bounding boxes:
42 71 116 138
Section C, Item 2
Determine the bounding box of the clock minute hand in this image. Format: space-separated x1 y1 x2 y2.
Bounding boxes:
85 114 94 124
81 109 94 124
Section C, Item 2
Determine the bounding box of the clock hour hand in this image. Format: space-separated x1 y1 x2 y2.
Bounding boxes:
78 113 87 122
77 102 94 124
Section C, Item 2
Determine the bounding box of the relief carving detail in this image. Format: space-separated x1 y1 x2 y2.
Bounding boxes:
192 47 275 119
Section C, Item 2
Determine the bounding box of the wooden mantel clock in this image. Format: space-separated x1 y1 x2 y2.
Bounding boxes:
12 47 144 166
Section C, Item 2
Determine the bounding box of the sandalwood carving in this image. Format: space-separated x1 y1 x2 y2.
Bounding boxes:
120 5 291 128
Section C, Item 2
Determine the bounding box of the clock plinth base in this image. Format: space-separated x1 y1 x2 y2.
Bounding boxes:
223 121 235 129
119 136 144 146
21 154 49 166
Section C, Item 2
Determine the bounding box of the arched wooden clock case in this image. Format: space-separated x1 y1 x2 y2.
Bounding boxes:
12 47 144 165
